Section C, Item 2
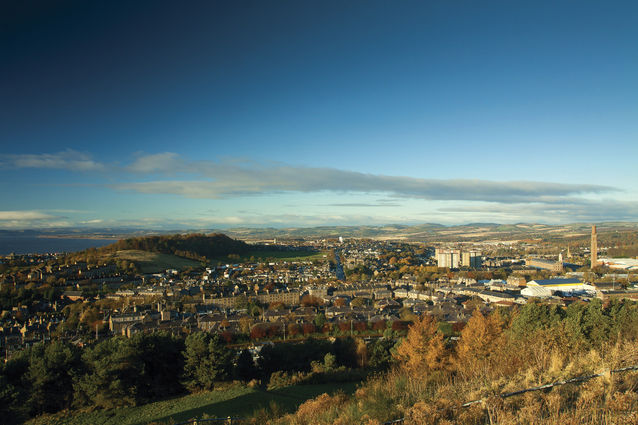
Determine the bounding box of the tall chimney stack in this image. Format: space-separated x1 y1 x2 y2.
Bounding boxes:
591 225 598 269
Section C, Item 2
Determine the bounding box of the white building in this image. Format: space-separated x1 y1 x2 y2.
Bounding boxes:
598 258 638 270
436 248 482 268
435 248 461 268
521 286 553 298
525 278 595 296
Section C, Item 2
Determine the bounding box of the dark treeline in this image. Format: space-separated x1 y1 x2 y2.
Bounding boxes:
0 332 386 424
101 233 251 261
0 286 61 312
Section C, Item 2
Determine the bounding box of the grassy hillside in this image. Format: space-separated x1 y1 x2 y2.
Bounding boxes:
234 249 328 263
26 382 358 425
113 250 201 273
113 248 327 271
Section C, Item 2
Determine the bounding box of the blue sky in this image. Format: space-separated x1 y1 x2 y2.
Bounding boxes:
1 0 637 229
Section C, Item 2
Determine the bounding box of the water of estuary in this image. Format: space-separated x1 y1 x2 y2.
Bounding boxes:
0 236 117 255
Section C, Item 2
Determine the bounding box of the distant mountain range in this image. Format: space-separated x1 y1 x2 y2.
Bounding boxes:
3 221 638 243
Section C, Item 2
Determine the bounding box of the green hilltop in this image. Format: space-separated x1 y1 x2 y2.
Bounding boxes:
97 233 251 263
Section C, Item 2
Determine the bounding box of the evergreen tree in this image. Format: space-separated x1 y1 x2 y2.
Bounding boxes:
235 349 256 382
74 337 138 408
183 332 234 390
367 337 396 371
0 350 30 424
27 341 81 415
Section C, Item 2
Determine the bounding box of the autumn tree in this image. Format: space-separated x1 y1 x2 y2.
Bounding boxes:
454 309 505 379
394 314 447 378
354 321 367 333
398 306 417 322
351 297 368 308
284 323 298 337
269 301 286 310
250 325 268 340
302 323 316 335
372 320 386 332
334 297 348 307
239 316 253 335
355 338 368 367
301 295 324 307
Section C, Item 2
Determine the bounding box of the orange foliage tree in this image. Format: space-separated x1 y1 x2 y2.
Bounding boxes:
300 295 324 307
454 309 505 379
394 314 447 377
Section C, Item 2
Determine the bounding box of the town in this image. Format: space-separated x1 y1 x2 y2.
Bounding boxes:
2 226 637 359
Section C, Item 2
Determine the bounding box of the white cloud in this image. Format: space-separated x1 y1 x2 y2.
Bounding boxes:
128 152 184 174
0 211 57 220
0 211 73 229
1 149 105 171
151 213 419 228
3 150 635 227
1 150 618 204
112 157 615 203
79 219 104 224
434 199 638 224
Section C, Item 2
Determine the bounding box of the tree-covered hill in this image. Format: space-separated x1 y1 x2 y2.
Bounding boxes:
100 233 251 262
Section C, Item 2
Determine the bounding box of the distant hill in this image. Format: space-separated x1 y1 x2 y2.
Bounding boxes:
101 233 250 261
7 221 638 244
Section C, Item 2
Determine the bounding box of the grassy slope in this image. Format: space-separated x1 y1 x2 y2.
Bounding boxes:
111 249 327 273
26 382 358 425
113 250 201 273
235 250 328 263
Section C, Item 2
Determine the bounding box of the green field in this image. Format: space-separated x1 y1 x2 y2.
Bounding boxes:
113 250 201 273
111 249 327 272
26 382 359 425
233 249 328 263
